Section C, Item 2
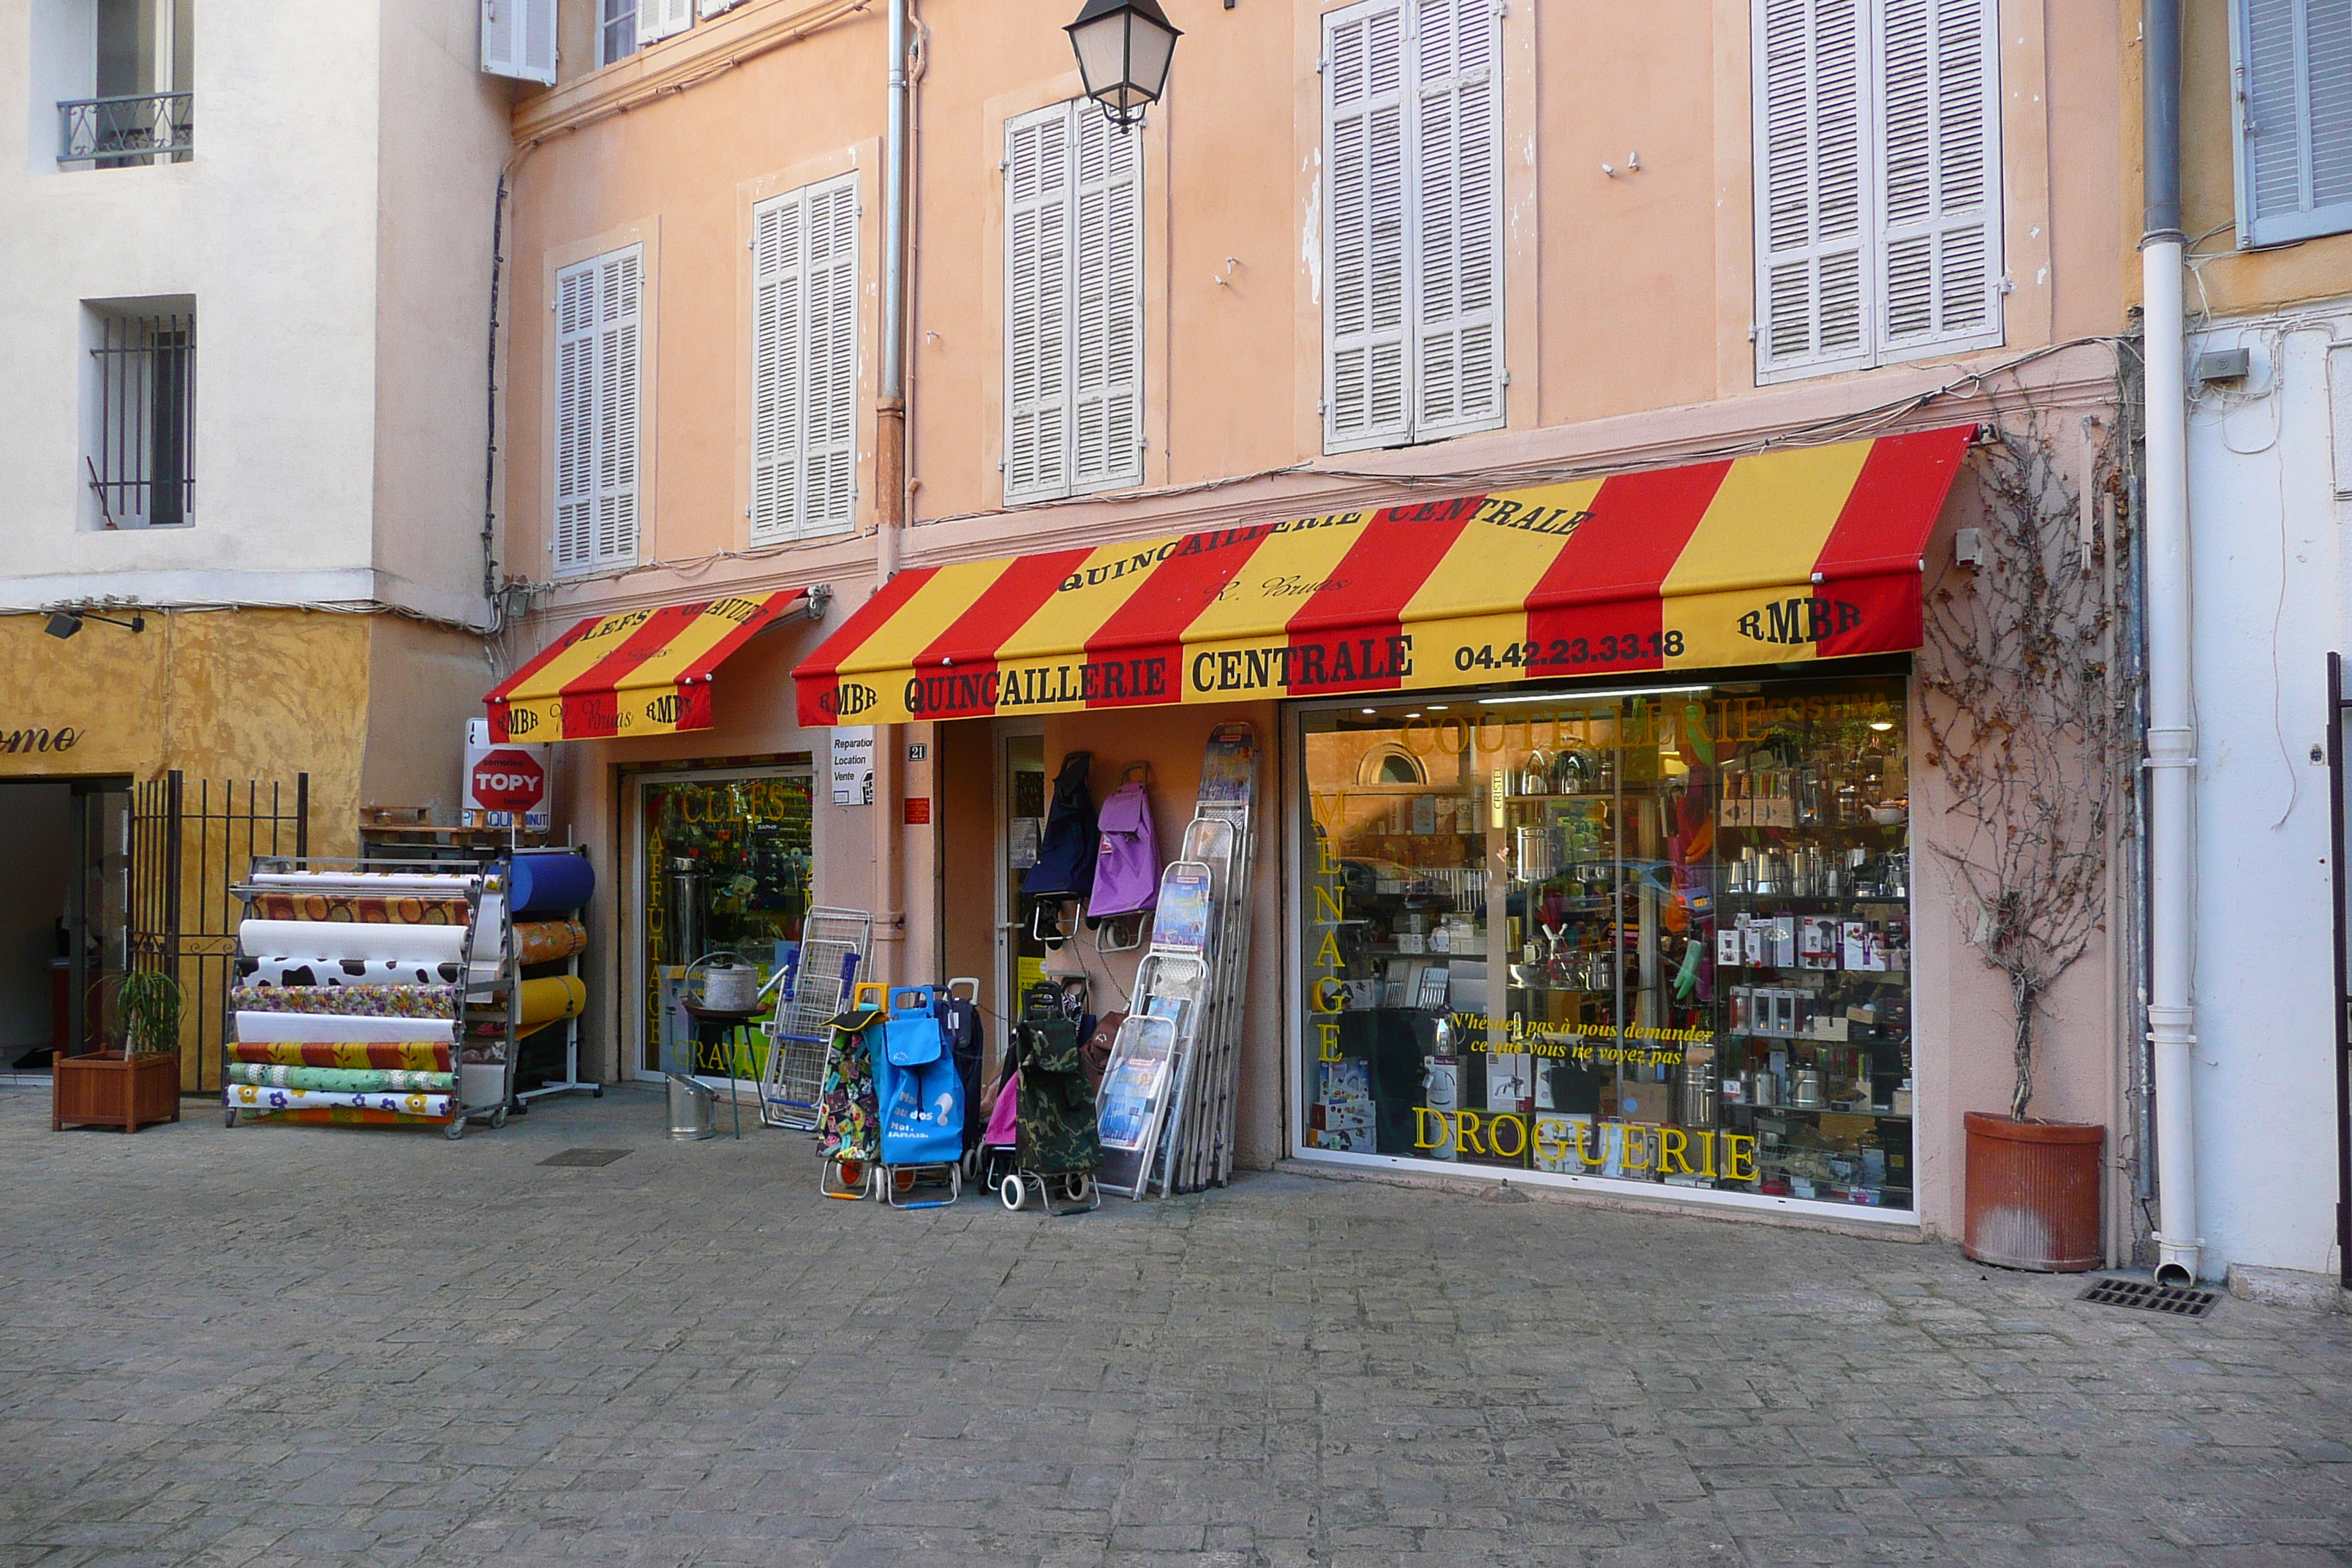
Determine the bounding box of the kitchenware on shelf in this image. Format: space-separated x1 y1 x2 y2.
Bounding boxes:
1519 750 1555 796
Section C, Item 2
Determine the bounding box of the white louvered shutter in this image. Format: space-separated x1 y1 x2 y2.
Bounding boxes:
750 193 805 544
553 262 595 573
1754 0 1872 378
1071 106 1145 491
2239 0 2352 246
750 177 859 543
700 0 745 15
481 0 555 83
638 0 692 45
1411 0 1504 439
593 248 642 570
1325 0 1411 451
1006 105 1074 502
804 178 861 534
1874 0 1999 355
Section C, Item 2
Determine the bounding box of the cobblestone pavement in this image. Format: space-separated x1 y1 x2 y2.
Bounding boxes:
4 1077 2351 1568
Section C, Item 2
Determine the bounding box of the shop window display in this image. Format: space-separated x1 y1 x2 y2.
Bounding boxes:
1299 676 1913 1213
637 769 814 1078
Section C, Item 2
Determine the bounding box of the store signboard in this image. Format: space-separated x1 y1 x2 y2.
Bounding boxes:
830 726 875 806
463 718 550 829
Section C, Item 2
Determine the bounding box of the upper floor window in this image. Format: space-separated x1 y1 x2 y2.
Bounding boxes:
1321 0 1504 454
480 0 557 85
1752 0 2003 382
751 174 859 543
56 0 194 168
600 0 693 67
83 301 195 530
1004 99 1144 504
2234 0 2352 246
553 247 642 576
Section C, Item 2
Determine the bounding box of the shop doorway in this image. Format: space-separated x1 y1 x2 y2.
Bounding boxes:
0 782 88 1074
625 764 815 1086
996 729 1047 1021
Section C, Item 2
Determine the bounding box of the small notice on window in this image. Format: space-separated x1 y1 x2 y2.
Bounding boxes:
1009 817 1041 868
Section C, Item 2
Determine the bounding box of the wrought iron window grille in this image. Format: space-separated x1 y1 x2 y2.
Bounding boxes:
88 312 195 530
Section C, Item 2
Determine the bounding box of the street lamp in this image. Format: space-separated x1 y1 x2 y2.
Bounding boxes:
1065 0 1181 132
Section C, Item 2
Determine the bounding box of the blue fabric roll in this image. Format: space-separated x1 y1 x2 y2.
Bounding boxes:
506 851 595 915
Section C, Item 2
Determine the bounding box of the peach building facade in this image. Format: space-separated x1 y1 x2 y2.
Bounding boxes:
490 0 2135 1251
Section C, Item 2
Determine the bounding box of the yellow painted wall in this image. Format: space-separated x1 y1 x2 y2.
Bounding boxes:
0 609 371 859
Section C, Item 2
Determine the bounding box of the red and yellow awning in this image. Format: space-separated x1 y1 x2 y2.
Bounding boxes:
794 426 1973 728
488 590 808 742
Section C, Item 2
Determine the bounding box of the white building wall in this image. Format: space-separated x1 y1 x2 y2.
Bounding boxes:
0 0 504 625
2184 304 2352 1283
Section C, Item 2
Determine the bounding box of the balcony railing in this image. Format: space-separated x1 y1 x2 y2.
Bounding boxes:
58 92 193 168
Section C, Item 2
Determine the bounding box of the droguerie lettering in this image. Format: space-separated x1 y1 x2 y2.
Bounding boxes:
1191 636 1414 694
901 657 1169 715
1738 596 1864 645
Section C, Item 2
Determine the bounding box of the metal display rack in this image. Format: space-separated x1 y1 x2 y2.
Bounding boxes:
224 857 518 1139
758 906 872 1129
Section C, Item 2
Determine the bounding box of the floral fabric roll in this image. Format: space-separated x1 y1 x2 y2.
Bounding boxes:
513 918 587 966
230 984 459 1019
229 1041 452 1070
226 1063 454 1093
224 1084 453 1117
247 892 470 924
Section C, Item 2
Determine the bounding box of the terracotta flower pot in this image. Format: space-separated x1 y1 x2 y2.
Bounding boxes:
52 1050 182 1134
1962 1111 2103 1272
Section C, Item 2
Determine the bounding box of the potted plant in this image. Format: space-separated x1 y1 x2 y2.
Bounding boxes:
1921 423 2127 1273
53 968 184 1134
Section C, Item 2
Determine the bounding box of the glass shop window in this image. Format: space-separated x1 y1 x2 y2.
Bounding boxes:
1298 675 1914 1213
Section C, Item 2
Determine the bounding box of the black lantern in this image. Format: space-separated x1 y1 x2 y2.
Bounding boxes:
1065 0 1181 132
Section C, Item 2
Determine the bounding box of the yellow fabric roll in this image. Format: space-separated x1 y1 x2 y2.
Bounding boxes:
518 974 587 1033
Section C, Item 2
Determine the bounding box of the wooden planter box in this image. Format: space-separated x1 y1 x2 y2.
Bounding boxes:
53 1050 181 1133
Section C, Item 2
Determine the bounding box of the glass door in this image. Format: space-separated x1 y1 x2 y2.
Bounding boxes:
626 766 813 1085
997 731 1047 1025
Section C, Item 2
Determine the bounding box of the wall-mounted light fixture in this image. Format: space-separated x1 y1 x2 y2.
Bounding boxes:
1066 0 1181 132
45 609 146 640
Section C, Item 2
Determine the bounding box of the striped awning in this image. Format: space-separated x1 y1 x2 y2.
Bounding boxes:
793 426 1973 727
487 590 809 742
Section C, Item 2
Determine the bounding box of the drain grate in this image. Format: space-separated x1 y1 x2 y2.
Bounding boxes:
540 1147 633 1168
2078 1276 2219 1317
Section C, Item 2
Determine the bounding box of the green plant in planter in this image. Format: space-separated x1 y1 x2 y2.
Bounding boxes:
108 969 184 1055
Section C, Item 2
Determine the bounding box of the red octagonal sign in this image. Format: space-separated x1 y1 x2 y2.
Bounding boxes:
472 748 546 811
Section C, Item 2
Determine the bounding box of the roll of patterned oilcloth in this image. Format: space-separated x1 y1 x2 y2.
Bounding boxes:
513 918 587 966
517 975 587 1033
238 919 469 966
225 1084 453 1117
227 1063 454 1093
232 1012 454 1044
248 1106 434 1127
247 892 471 925
231 984 459 1019
230 1041 451 1071
238 955 464 988
250 871 477 892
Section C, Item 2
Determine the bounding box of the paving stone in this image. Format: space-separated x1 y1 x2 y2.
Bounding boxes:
4 1081 2351 1567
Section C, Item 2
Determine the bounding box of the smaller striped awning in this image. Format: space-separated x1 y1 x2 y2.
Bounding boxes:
792 426 1975 727
487 590 809 742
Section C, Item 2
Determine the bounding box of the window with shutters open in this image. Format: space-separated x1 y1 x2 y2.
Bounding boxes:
480 0 557 84
751 175 860 544
1005 99 1145 505
1322 0 1504 455
1752 0 2002 384
553 246 642 577
2234 0 2352 247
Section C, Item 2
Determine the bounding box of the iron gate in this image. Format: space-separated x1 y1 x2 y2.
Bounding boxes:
128 772 307 1093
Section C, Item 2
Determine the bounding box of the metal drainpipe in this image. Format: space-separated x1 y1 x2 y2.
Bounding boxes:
870 0 911 981
2141 0 2201 1286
